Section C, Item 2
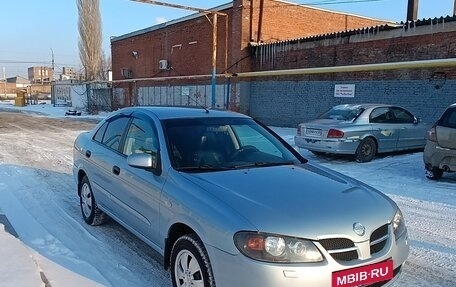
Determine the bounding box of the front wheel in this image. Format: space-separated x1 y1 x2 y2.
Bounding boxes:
425 167 443 180
355 138 377 163
171 234 215 287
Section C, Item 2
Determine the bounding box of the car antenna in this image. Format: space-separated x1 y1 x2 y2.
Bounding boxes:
186 93 210 113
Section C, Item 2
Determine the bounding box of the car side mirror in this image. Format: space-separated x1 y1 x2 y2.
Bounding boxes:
127 151 162 176
414 117 421 124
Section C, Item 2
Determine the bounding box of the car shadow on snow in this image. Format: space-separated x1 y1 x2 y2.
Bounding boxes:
0 164 170 287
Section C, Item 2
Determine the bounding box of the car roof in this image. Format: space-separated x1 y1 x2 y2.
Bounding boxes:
333 103 408 109
332 104 398 110
114 106 250 120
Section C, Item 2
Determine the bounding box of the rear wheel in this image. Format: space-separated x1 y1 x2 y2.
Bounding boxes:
425 167 443 180
171 234 215 287
79 176 108 225
355 138 377 163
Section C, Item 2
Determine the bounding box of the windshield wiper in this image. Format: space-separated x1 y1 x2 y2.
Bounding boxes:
231 161 295 169
176 164 234 172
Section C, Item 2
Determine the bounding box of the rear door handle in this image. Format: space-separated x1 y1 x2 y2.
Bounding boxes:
85 150 91 158
112 166 120 175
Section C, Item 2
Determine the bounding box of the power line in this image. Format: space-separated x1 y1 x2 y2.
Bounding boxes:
0 60 51 64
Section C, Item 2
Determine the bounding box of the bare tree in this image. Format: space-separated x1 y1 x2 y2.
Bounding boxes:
77 0 102 81
97 51 112 81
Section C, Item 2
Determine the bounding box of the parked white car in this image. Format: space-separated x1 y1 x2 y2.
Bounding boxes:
423 103 456 180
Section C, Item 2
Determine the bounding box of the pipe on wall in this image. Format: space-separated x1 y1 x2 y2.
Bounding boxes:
232 58 456 78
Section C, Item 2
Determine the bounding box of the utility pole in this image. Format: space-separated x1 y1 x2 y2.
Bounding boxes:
130 0 228 108
454 0 456 15
51 48 55 80
3 67 6 98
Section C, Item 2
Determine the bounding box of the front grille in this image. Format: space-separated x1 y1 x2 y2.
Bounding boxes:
370 224 389 255
319 238 358 261
319 238 354 250
319 224 390 262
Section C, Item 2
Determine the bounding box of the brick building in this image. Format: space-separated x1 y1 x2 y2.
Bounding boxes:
244 17 456 126
28 66 54 84
111 0 388 80
110 0 456 126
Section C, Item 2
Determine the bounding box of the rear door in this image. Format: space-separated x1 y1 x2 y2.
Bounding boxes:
88 115 131 212
436 106 456 149
369 107 400 152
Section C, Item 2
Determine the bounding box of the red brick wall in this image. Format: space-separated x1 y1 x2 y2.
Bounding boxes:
247 0 386 43
251 23 456 80
112 10 234 82
112 0 388 81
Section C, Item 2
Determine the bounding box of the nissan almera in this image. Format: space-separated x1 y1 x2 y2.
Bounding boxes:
73 106 409 287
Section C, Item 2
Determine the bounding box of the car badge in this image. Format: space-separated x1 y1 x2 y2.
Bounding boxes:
353 222 365 236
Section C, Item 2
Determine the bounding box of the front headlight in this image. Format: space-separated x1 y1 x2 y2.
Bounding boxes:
392 209 406 240
234 232 323 263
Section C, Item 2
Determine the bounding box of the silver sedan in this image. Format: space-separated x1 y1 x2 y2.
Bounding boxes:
295 104 429 162
73 106 409 287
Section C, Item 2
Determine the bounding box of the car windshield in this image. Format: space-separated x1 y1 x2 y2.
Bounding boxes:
163 117 301 172
318 105 364 121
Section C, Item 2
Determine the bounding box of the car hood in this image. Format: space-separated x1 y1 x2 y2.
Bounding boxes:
180 164 396 241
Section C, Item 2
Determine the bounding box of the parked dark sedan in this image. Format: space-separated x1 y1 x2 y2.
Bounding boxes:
295 104 429 162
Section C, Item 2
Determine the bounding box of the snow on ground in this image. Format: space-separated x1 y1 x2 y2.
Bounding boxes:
0 99 108 120
0 102 455 286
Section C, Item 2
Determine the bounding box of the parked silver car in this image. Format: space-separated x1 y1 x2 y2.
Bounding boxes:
423 103 456 180
73 106 409 287
295 104 429 162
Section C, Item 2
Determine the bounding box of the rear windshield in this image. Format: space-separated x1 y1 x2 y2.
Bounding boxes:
318 105 364 121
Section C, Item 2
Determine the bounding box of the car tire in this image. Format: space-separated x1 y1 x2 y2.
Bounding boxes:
171 234 215 287
355 138 377 163
425 167 444 180
79 176 108 226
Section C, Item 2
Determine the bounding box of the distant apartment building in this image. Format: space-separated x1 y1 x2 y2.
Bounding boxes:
28 66 54 84
60 67 78 80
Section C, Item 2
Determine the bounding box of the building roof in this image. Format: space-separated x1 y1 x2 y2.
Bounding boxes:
111 2 233 42
250 15 456 48
110 0 394 43
6 76 30 84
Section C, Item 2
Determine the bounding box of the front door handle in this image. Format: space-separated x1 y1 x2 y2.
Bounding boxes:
112 166 120 175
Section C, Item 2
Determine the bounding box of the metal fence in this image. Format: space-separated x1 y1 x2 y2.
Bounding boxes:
52 80 241 113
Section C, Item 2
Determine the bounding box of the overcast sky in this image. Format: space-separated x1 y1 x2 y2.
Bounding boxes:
1 0 454 78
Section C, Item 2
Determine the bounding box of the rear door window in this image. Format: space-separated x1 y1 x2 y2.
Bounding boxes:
370 107 393 124
93 121 108 143
440 108 456 129
101 117 130 151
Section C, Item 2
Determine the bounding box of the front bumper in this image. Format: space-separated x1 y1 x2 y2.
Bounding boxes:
295 136 359 154
207 230 409 287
